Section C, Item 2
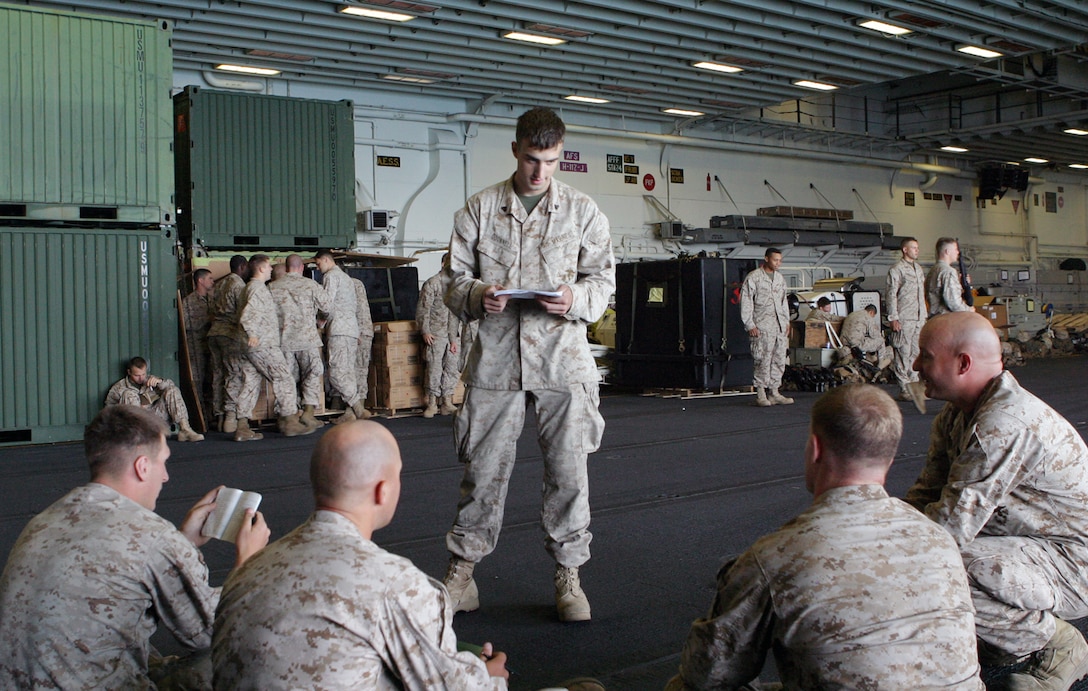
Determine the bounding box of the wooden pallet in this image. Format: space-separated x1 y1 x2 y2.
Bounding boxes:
1052 313 1088 331
640 386 755 399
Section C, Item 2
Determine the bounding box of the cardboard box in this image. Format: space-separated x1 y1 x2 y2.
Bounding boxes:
370 364 424 389
976 304 1010 328
373 342 422 366
374 329 421 345
375 320 418 333
802 319 842 348
367 385 425 410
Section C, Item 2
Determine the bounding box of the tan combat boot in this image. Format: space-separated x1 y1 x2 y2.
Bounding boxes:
439 396 458 416
176 421 204 442
352 400 373 420
422 397 438 419
332 408 356 425
754 388 773 407
556 565 591 622
278 413 314 437
443 557 479 613
1004 618 1088 691
299 405 324 430
233 417 263 442
223 411 238 434
770 389 794 405
215 414 225 432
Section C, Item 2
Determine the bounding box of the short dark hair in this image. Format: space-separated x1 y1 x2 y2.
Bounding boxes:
193 268 211 281
128 356 148 371
817 297 831 308
900 236 917 250
229 254 248 273
811 384 901 464
315 249 335 262
85 405 167 478
936 237 958 257
515 107 565 150
864 304 877 314
765 247 782 259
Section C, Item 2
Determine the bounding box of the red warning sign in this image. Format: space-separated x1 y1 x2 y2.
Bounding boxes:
643 173 656 191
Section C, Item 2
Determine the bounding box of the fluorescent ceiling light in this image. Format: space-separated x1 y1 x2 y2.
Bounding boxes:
339 5 415 21
693 61 743 74
1024 157 1049 164
1069 164 1088 169
793 80 838 91
940 145 969 153
502 31 566 46
383 74 434 84
663 108 705 117
565 95 609 104
215 64 281 76
1064 128 1088 136
856 19 912 35
957 45 1002 59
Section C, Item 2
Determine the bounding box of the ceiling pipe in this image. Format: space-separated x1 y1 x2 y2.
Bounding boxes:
445 113 975 179
201 70 265 92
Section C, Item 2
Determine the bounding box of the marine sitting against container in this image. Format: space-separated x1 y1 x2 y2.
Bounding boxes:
105 356 204 442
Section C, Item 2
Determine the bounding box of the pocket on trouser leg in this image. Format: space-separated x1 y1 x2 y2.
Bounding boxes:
580 383 605 454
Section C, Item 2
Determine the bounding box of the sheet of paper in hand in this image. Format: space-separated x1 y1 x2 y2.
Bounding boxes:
201 487 262 543
493 289 563 299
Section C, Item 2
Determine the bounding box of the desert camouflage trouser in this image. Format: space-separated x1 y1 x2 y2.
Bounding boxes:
356 334 373 401
238 346 298 418
284 348 324 407
112 384 190 428
447 383 605 567
424 337 461 397
326 335 360 407
208 335 243 415
964 535 1088 656
890 320 923 390
750 328 789 390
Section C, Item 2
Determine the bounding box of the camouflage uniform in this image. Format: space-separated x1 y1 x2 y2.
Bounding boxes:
805 308 837 322
353 277 374 402
668 485 984 690
444 176 614 567
906 371 1088 656
237 279 298 418
321 264 361 407
105 374 191 426
418 271 463 398
0 483 218 689
926 260 971 316
886 257 927 391
739 267 790 390
270 273 330 408
213 511 505 690
841 309 892 364
181 290 212 410
208 274 246 416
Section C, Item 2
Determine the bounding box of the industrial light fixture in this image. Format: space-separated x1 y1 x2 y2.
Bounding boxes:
1064 128 1088 136
793 80 838 91
663 108 705 117
339 5 416 21
215 64 281 76
565 95 609 104
1069 164 1088 169
693 61 744 74
1024 157 1049 164
502 31 566 46
382 74 434 83
957 45 1002 59
940 145 969 153
856 19 912 35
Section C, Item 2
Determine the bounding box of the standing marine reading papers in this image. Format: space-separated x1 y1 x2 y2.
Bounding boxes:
441 107 616 622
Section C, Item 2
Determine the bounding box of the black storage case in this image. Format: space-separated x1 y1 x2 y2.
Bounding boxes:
345 266 419 323
614 257 757 390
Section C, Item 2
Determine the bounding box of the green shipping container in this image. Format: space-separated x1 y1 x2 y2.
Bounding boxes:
175 87 357 250
0 227 179 446
0 4 174 225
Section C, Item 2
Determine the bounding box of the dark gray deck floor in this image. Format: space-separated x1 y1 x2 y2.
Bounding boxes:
2 355 1087 690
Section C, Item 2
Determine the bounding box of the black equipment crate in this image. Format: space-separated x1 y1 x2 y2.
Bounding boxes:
614 257 757 390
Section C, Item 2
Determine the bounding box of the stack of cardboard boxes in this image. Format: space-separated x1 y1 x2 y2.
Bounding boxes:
368 321 426 412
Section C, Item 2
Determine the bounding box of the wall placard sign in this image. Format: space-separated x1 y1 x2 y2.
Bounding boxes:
624 175 637 184
623 154 635 164
376 156 401 167
624 165 639 175
606 154 623 173
670 168 684 184
560 162 588 173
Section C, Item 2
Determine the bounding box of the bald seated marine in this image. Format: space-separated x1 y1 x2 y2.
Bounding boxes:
668 384 984 690
906 312 1088 689
213 420 510 689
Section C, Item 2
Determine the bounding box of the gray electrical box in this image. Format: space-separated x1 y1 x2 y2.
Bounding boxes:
174 87 357 250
